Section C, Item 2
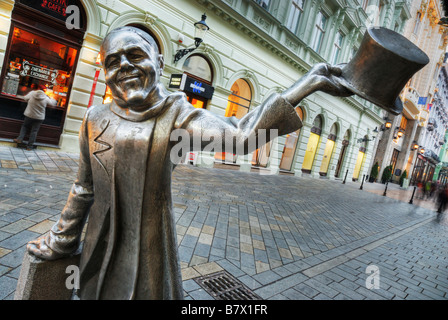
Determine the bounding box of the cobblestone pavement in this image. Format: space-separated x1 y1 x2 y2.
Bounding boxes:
0 146 447 300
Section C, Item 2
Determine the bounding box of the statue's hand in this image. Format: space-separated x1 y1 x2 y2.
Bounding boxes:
27 237 65 261
307 63 353 97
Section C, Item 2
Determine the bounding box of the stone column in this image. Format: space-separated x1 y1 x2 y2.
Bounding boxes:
0 0 14 76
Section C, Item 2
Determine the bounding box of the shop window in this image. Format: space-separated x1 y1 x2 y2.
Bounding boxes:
1 27 77 108
352 148 366 180
302 115 323 173
215 79 251 163
279 107 303 171
390 148 400 174
319 123 338 176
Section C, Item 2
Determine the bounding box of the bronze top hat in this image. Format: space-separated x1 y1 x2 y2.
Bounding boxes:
340 27 430 115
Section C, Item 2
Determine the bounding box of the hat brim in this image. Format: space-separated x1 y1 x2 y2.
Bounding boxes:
339 77 403 115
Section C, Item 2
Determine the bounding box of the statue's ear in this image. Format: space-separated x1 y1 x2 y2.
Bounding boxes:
158 54 164 76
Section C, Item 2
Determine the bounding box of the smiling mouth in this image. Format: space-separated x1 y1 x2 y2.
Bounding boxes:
118 74 140 83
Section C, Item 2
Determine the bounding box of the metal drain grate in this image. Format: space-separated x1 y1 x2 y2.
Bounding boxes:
194 270 262 300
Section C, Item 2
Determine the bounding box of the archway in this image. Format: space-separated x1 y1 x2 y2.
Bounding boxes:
302 115 323 173
319 123 338 176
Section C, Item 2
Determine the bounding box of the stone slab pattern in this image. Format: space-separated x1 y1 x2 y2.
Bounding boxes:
0 152 446 300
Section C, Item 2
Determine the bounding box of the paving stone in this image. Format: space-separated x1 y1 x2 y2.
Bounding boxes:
0 276 17 300
281 288 310 300
0 231 39 250
293 282 321 298
1 155 448 300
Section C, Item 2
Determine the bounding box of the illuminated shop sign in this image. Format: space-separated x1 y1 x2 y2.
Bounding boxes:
18 0 84 28
20 60 58 84
169 74 183 89
41 0 68 16
169 74 214 99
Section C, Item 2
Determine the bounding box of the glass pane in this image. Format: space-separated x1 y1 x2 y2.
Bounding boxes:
216 79 252 162
302 132 320 170
279 107 303 171
1 27 78 109
353 151 365 179
190 98 204 109
225 79 251 118
279 131 299 170
182 55 212 82
319 139 335 174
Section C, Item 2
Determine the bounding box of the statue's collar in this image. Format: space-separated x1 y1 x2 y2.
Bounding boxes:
109 91 169 122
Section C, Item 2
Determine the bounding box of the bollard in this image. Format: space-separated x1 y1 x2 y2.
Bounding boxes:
342 169 348 184
360 174 365 190
383 181 389 196
409 186 417 204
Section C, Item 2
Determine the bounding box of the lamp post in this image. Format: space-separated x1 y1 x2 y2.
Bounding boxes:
342 169 348 184
174 14 210 63
360 174 365 190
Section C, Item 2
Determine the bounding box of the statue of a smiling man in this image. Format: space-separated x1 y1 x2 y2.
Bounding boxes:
26 26 352 300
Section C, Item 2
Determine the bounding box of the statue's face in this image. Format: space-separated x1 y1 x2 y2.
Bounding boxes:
101 30 163 109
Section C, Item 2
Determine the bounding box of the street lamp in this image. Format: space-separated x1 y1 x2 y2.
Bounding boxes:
383 116 393 129
174 13 210 63
411 141 419 151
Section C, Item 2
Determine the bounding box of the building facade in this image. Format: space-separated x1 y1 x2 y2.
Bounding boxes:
372 0 448 185
431 57 448 183
0 0 415 181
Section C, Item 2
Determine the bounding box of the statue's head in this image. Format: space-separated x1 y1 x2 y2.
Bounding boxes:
100 26 164 110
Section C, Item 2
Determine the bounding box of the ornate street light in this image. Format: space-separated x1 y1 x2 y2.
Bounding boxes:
419 146 425 154
174 14 210 63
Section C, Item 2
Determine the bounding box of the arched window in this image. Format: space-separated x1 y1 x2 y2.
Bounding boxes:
181 54 213 109
353 139 367 181
302 115 323 173
215 79 252 163
279 107 304 171
319 123 338 176
182 55 212 82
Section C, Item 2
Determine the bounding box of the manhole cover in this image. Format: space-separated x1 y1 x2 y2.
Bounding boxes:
194 270 262 300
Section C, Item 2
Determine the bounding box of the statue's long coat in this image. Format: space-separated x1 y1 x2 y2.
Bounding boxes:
46 88 301 299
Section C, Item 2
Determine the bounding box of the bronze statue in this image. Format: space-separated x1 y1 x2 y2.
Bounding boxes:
25 26 426 300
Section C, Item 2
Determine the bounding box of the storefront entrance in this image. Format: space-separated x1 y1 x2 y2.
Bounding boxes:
0 0 86 146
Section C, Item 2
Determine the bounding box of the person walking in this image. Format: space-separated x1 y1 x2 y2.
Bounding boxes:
14 85 57 150
436 185 448 221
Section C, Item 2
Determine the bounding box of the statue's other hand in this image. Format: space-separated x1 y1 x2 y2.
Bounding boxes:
308 63 353 98
27 237 64 261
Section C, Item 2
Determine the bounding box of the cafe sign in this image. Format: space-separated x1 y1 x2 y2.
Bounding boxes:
20 60 58 84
